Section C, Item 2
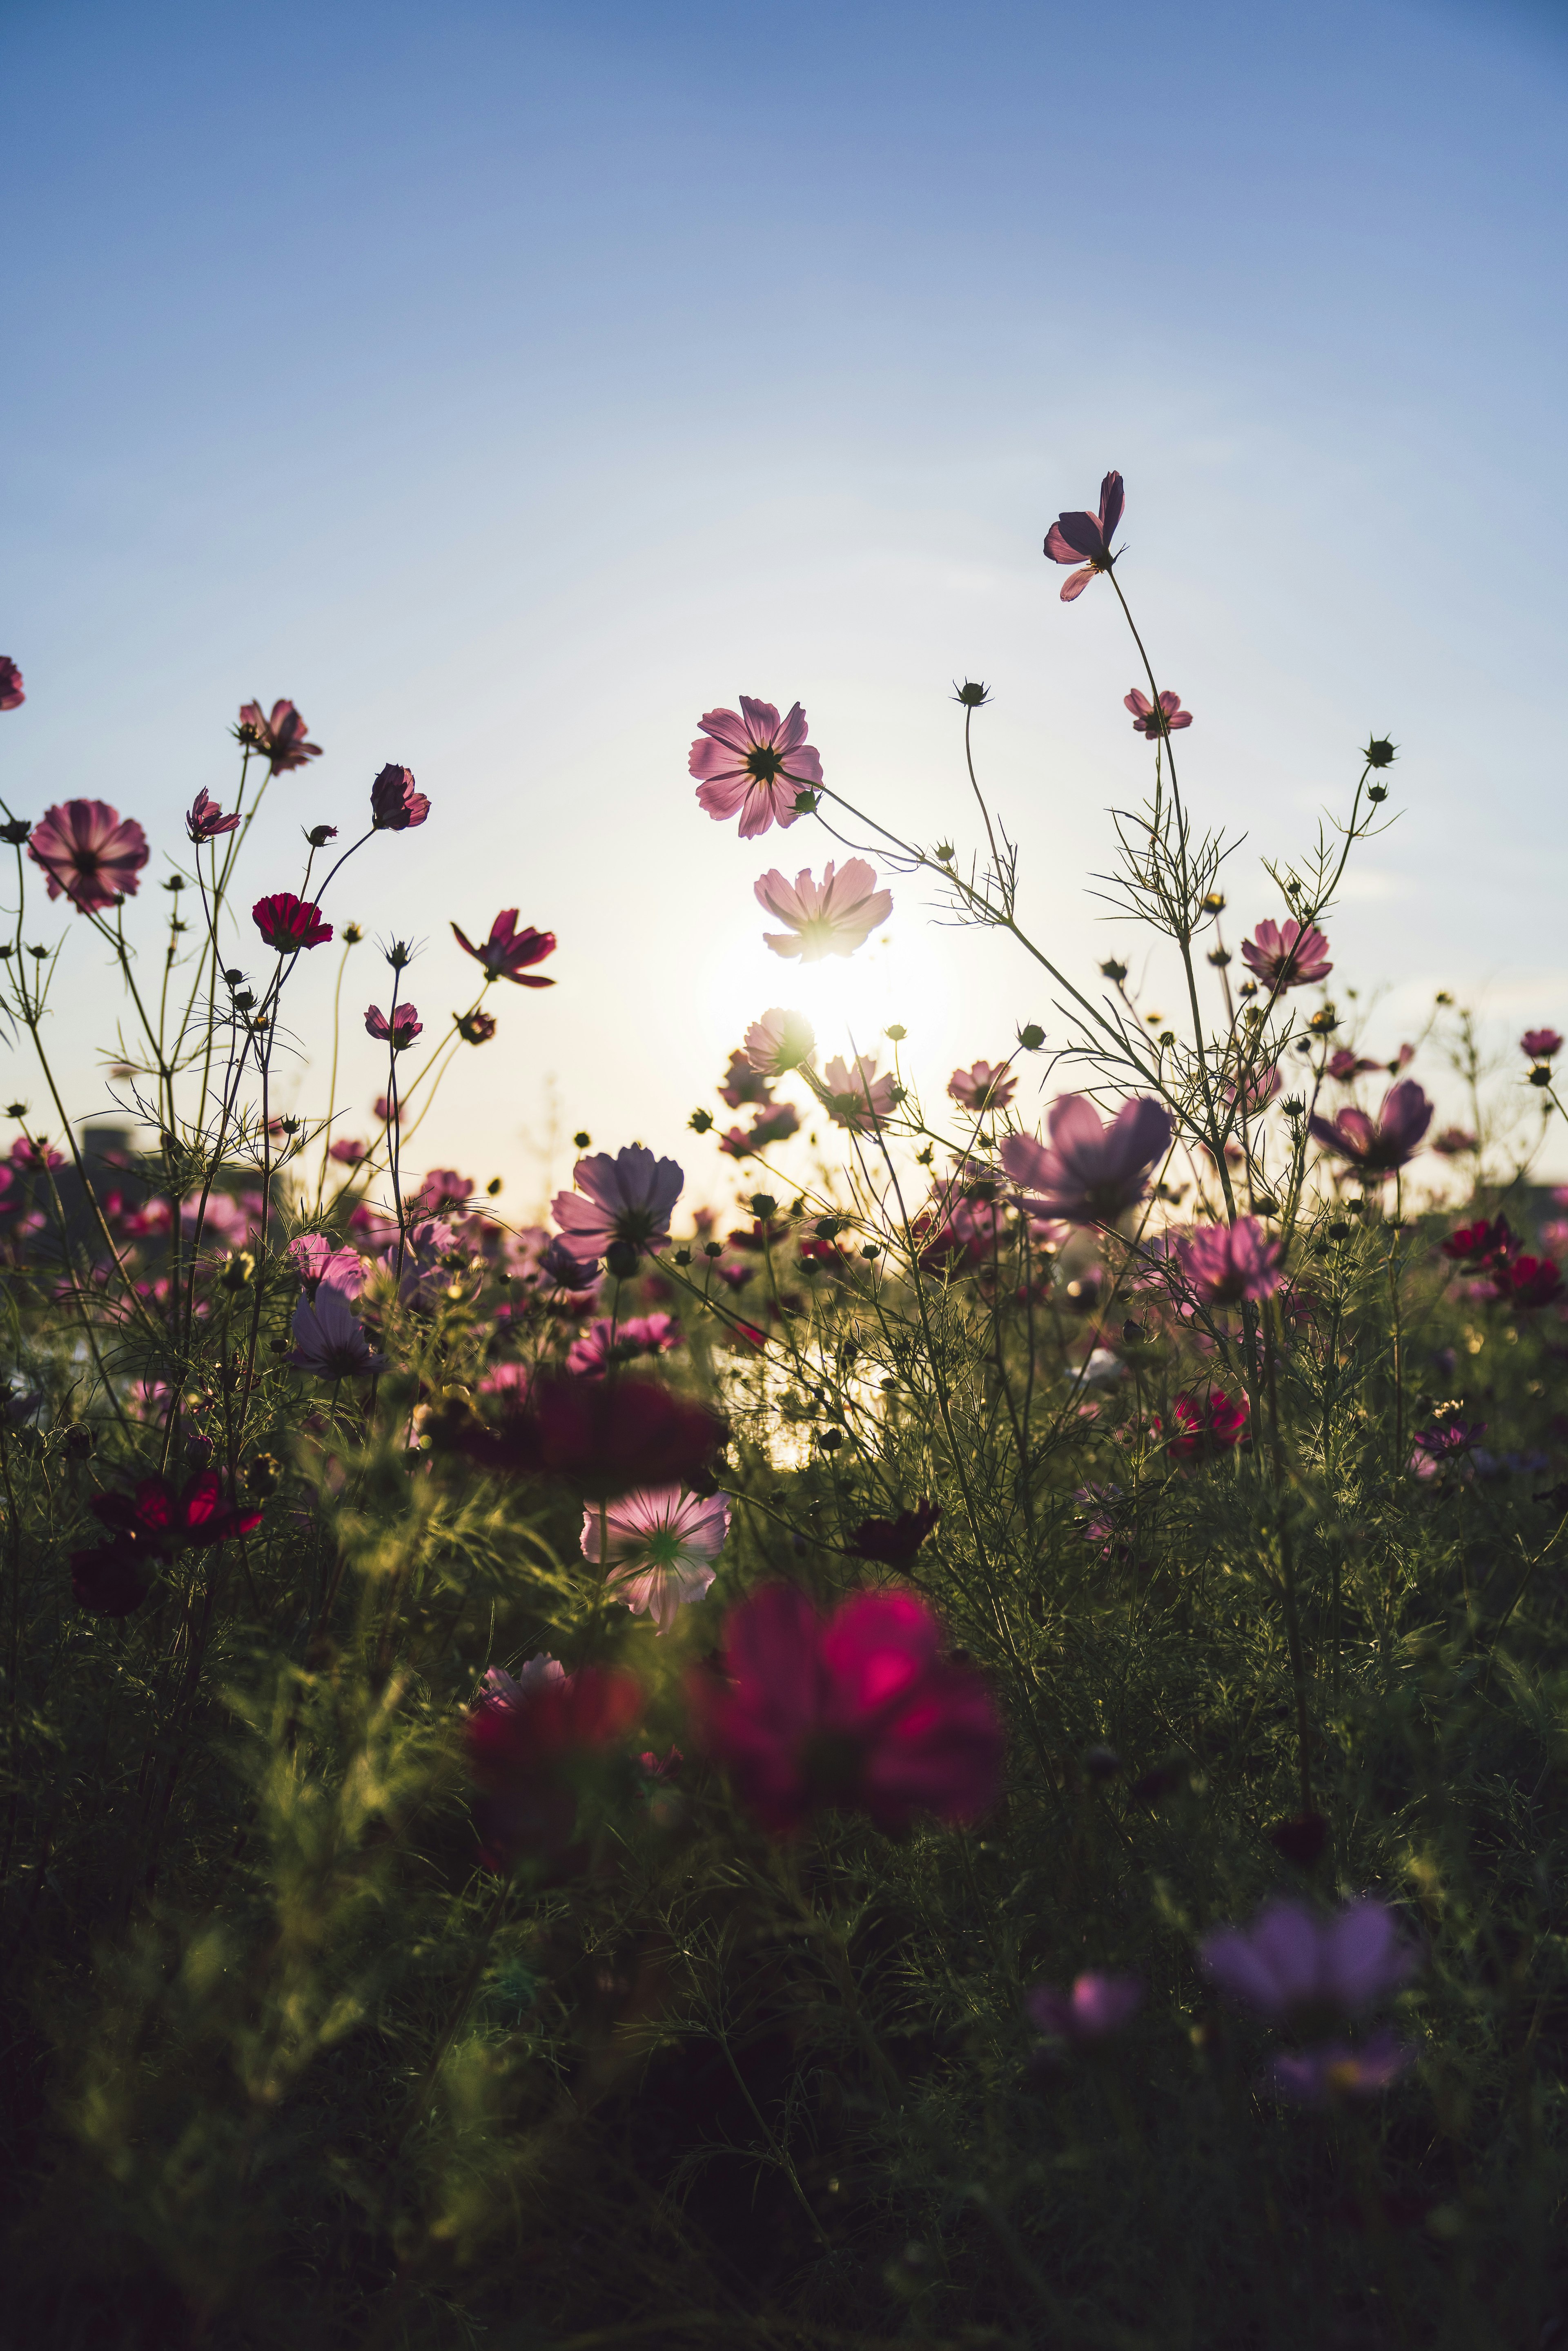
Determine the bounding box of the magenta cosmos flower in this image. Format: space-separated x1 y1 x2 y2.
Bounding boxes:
690 697 823 838
236 698 322 775
949 1059 1016 1113
822 1053 898 1132
1000 1094 1172 1226
689 1584 1004 1835
1175 1215 1283 1306
754 858 892 961
1522 1027 1563 1061
1309 1079 1432 1179
566 1311 682 1378
253 892 332 952
290 1281 385 1377
1043 470 1124 602
551 1143 684 1263
1200 1896 1417 2024
187 789 241 843
451 909 556 987
28 801 150 912
1240 917 1332 992
287 1232 368 1298
1125 688 1192 739
370 763 430 831
365 1001 422 1049
745 1007 816 1078
1027 1974 1143 2043
581 1484 729 1633
0 658 23 711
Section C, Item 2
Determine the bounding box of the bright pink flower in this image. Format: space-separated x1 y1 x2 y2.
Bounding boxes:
1164 1388 1249 1464
466 1661 643 1868
1410 1416 1486 1475
450 909 556 986
1240 917 1332 991
1027 1974 1143 2043
369 762 430 831
1266 2030 1410 2104
253 892 332 952
329 1137 368 1165
566 1312 683 1378
1176 1217 1282 1306
11 1136 65 1172
287 1232 368 1299
1125 688 1192 738
745 1007 816 1078
1043 470 1124 602
1309 1080 1432 1178
1441 1215 1516 1268
453 1372 724 1499
479 1359 533 1401
1522 1027 1563 1061
690 698 823 838
1000 1094 1172 1226
0 658 23 711
581 1484 729 1633
187 789 241 844
948 1060 1016 1113
1200 1897 1417 2023
236 698 321 775
754 858 891 962
28 800 150 911
822 1053 898 1132
290 1282 385 1377
552 1145 684 1264
365 1001 422 1049
91 1470 261 1552
1495 1254 1565 1311
691 1585 1002 1835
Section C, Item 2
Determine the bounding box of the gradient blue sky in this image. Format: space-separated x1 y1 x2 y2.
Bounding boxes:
5 0 1566 1210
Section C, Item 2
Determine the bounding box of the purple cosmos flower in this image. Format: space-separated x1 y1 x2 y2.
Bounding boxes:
29 801 150 911
365 1001 422 1049
1125 688 1192 738
1266 2030 1410 2105
541 1234 600 1290
1522 1027 1563 1061
551 1144 684 1264
253 892 332 952
370 764 430 831
754 858 892 961
187 789 242 844
1176 1216 1283 1306
949 1060 1016 1113
745 1007 816 1078
290 1281 386 1377
1043 471 1124 602
287 1232 368 1299
0 658 24 711
1411 1417 1486 1477
1027 1973 1143 2043
690 697 824 838
1000 1094 1173 1226
1240 918 1332 992
580 1484 729 1633
1200 1897 1416 2024
235 698 322 775
450 909 557 986
1309 1080 1432 1179
822 1053 898 1132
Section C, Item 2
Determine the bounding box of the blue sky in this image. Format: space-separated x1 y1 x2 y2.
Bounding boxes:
4 0 1566 1209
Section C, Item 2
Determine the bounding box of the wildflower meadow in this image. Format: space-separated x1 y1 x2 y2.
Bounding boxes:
2 474 1566 2351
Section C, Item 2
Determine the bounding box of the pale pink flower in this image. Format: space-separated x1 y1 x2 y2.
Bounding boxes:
290 1281 385 1377
754 858 891 961
1000 1094 1172 1225
1027 1973 1143 2043
287 1233 368 1299
1176 1216 1283 1305
948 1060 1016 1113
476 1653 565 1710
1125 688 1192 738
581 1485 729 1633
744 1007 816 1078
690 697 823 838
822 1054 898 1132
29 801 149 911
1240 918 1332 992
552 1144 684 1263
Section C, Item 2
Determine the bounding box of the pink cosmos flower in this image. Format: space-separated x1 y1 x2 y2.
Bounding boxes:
369 763 430 831
754 858 892 962
690 1584 1004 1835
566 1312 683 1378
690 697 824 838
719 1050 775 1110
1125 688 1192 738
290 1282 385 1377
745 1007 816 1078
1000 1094 1172 1226
91 1470 262 1553
287 1232 368 1299
552 1144 684 1263
450 909 556 986
1175 1216 1283 1306
414 1168 472 1214
476 1653 565 1711
1309 1080 1432 1178
581 1485 729 1632
1522 1028 1564 1061
329 1137 368 1165
0 658 23 711
465 1658 641 1867
1223 1063 1281 1121
718 1101 800 1156
1432 1126 1477 1157
822 1053 898 1132
187 789 241 844
948 1060 1017 1113
365 1001 422 1049
236 698 321 775
1201 1897 1417 2023
1164 1388 1249 1464
28 801 150 911
1027 1974 1143 2043
253 892 332 952
1043 470 1124 602
1327 1047 1381 1082
1266 2030 1410 2105
1240 918 1332 992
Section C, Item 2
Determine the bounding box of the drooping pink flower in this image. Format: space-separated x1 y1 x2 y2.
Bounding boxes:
370 763 430 831
689 1584 1004 1835
566 1312 683 1378
465 1660 643 1868
754 858 892 962
28 801 150 911
290 1282 385 1377
1309 1081 1432 1178
365 1001 422 1049
744 1007 816 1078
1266 2030 1410 2104
187 789 241 844
822 1053 898 1132
1522 1027 1564 1062
0 658 23 711
1163 1388 1249 1464
1027 1974 1143 2043
1201 1897 1417 2023
1125 688 1192 738
552 1145 684 1264
1175 1217 1283 1306
1240 917 1332 992
450 909 556 986
236 698 321 775
1000 1094 1172 1226
253 892 332 952
1043 471 1124 602
690 698 824 838
287 1232 368 1299
581 1485 729 1633
948 1060 1016 1113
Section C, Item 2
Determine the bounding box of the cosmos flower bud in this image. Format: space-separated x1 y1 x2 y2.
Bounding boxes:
1363 736 1396 769
953 679 991 706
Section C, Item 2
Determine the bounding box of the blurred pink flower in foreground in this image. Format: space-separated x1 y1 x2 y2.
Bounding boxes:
29 801 150 911
581 1484 729 1633
1522 1027 1563 1061
690 697 823 838
0 657 23 710
1125 687 1192 738
290 1282 385 1377
745 1007 816 1078
287 1233 368 1299
370 763 430 831
754 858 892 961
235 698 321 775
822 1054 898 1132
365 1001 422 1049
1200 1896 1417 2023
1028 1974 1143 2043
1266 2030 1410 2104
466 1658 641 1869
552 1144 684 1263
253 892 332 952
450 910 557 986
1240 917 1332 991
1176 1216 1283 1306
1000 1094 1172 1226
1043 470 1124 602
187 789 241 844
566 1312 683 1378
1309 1080 1432 1178
949 1060 1016 1113
690 1584 1003 1835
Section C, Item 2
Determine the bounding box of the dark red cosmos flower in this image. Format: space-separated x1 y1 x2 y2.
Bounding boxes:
1495 1255 1565 1312
0 658 25 711
457 1009 497 1045
253 892 333 952
365 1001 422 1049
1044 471 1125 602
370 764 430 831
187 789 242 843
451 910 557 987
70 1544 151 1616
466 1665 642 1869
235 699 322 775
91 1470 263 1551
1441 1215 1517 1268
453 1373 724 1499
1126 688 1192 739
1164 1388 1250 1466
849 1501 941 1569
689 1584 1004 1836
